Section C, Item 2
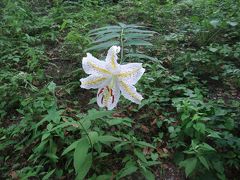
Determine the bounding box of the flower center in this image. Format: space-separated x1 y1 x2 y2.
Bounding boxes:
98 77 116 106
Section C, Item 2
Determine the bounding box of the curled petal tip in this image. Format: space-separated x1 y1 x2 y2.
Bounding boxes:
109 46 121 54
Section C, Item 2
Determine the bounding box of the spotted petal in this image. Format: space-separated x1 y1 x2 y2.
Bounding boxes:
105 46 121 70
97 83 121 110
82 53 111 75
119 63 145 85
80 74 110 89
119 80 143 104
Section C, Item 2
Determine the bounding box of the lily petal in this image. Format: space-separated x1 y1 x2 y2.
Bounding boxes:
119 80 143 104
82 53 111 75
105 46 121 70
97 83 121 110
119 63 145 85
80 74 110 89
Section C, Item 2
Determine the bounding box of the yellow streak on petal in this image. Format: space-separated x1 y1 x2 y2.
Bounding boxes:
119 68 141 78
119 81 142 101
88 61 111 74
82 77 107 85
111 55 117 69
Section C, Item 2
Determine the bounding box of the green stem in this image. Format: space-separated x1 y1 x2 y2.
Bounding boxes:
78 120 93 156
120 28 124 63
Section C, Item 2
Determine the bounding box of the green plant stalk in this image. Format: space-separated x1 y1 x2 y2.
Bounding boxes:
78 120 93 156
120 28 124 63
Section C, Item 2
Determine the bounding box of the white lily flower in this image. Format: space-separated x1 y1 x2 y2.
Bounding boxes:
80 46 145 110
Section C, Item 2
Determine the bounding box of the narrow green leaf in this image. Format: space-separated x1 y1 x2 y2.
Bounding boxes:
124 33 153 39
41 132 50 141
89 28 121 36
89 25 121 34
62 140 79 156
85 41 120 52
201 143 216 151
42 169 55 180
125 28 156 34
106 118 132 127
93 33 120 43
114 141 130 152
125 24 146 28
136 141 155 149
125 40 152 46
125 53 158 62
118 22 126 28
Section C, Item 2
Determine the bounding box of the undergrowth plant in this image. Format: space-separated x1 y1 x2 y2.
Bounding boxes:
87 23 158 63
1 0 240 180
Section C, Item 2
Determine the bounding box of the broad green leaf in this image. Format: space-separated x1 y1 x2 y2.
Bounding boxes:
51 121 75 132
43 107 62 124
106 118 132 127
193 122 206 134
134 149 147 163
227 21 238 27
82 109 112 121
207 131 221 139
224 118 235 130
201 143 216 151
136 141 155 149
98 135 121 144
209 47 218 52
74 138 90 172
179 157 198 177
76 153 92 180
89 131 99 144
141 169 155 180
210 19 220 28
47 81 56 93
118 166 138 179
198 156 209 170
96 174 112 180
81 119 91 130
151 153 159 161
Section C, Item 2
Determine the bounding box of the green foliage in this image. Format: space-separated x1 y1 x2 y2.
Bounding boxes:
1 0 240 179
